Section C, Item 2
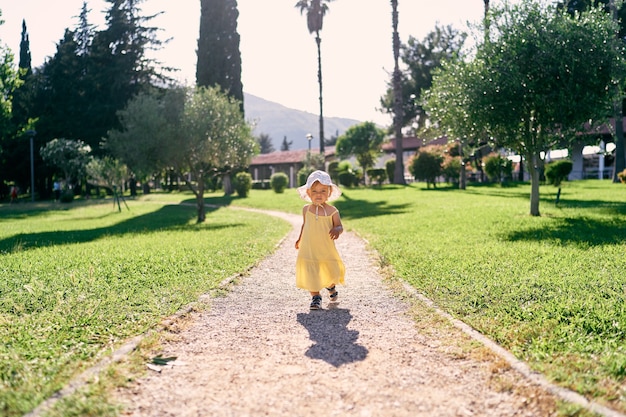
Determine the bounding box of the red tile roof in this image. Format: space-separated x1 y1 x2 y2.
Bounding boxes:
250 147 336 166
381 135 449 152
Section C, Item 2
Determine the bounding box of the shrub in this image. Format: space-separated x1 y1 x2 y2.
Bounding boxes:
297 167 315 187
336 160 361 187
327 161 340 184
409 147 443 188
251 180 270 190
385 159 395 182
367 168 387 185
234 172 253 197
337 171 355 187
483 154 513 184
442 157 462 185
60 191 74 203
545 160 573 187
270 172 289 193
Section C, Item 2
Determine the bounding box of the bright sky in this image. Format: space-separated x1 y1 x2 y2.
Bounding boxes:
0 0 509 126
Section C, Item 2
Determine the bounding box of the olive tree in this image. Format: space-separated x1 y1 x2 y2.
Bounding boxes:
40 138 92 190
105 88 184 182
335 122 385 183
106 86 257 222
425 2 626 216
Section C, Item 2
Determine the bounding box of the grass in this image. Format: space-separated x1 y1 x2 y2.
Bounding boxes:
2 180 626 415
221 180 626 412
0 195 290 417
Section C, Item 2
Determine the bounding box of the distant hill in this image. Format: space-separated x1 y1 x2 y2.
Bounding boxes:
243 93 362 151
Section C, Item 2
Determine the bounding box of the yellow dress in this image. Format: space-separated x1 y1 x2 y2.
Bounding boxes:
296 206 346 291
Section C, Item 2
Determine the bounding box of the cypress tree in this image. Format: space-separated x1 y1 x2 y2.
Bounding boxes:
12 19 34 128
18 20 32 77
196 0 244 113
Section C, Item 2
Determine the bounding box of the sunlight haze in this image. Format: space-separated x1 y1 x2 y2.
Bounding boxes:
0 1 514 125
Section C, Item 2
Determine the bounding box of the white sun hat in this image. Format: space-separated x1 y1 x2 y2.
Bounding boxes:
297 170 342 202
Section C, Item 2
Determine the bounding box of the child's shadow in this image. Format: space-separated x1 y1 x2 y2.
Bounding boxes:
296 308 368 367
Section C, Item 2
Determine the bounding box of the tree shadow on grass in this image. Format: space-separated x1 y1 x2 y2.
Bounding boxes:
297 307 368 367
334 192 411 220
463 186 532 201
505 216 626 246
545 198 626 217
0 204 239 254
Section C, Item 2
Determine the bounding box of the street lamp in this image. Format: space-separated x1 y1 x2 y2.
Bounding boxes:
306 133 313 151
25 129 36 202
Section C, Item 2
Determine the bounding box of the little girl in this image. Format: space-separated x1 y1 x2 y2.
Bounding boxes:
295 170 345 310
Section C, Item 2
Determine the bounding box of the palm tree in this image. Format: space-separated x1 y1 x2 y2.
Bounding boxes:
390 0 406 184
483 0 490 40
295 0 334 154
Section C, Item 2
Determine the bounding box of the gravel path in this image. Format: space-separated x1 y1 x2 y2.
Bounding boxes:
115 209 560 416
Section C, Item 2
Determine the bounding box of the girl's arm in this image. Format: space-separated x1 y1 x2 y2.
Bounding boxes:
329 209 343 240
295 205 308 249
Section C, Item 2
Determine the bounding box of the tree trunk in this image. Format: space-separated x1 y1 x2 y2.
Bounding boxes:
196 173 206 223
316 34 325 155
527 153 541 216
196 195 206 223
223 173 233 195
391 0 405 185
459 142 466 190
612 115 625 182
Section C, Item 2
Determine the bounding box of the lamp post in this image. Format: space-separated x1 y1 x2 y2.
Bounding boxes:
25 129 36 202
306 133 313 152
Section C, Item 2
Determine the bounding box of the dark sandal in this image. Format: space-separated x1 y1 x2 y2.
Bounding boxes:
310 295 322 310
326 286 338 302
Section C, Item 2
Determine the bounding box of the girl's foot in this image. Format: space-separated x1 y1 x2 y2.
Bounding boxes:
310 295 322 310
326 285 338 302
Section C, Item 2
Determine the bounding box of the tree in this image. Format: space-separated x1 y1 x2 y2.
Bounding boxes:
34 30 85 143
296 0 334 154
104 88 184 181
380 25 467 131
557 0 626 182
256 133 275 154
390 0 405 185
408 146 444 188
423 59 484 190
0 29 24 190
0 30 20 143
280 136 292 151
107 86 257 223
18 20 31 77
40 138 92 190
196 0 244 113
86 156 129 210
75 2 95 56
426 2 626 216
380 24 466 187
85 0 167 152
12 20 34 129
545 159 573 205
177 86 256 221
335 122 385 180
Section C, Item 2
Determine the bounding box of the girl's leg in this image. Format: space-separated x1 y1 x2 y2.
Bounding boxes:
326 284 338 302
310 291 322 310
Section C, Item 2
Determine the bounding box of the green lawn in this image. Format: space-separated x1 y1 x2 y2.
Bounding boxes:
2 180 626 415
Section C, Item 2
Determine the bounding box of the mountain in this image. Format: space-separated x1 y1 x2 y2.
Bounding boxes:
243 93 362 151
